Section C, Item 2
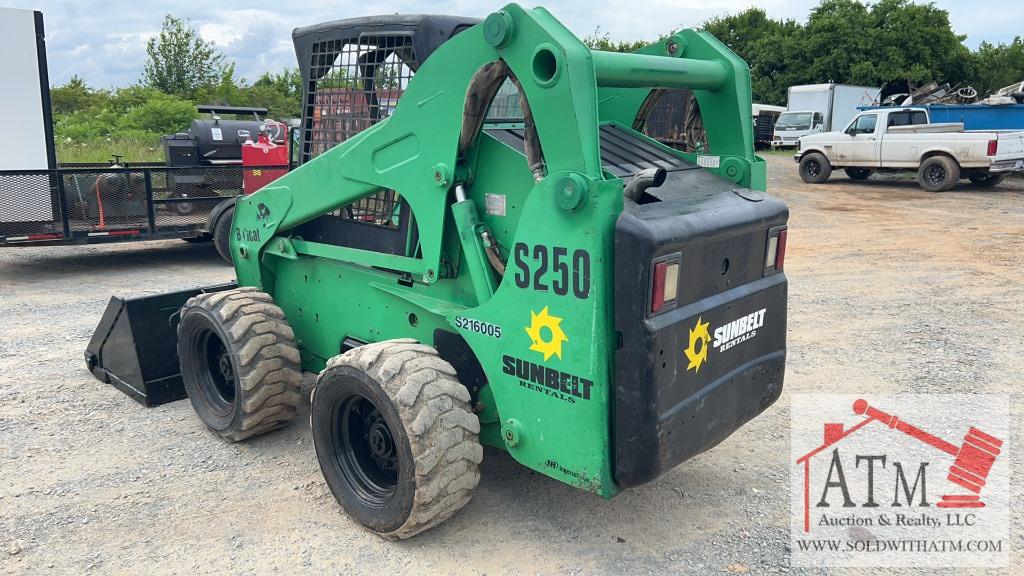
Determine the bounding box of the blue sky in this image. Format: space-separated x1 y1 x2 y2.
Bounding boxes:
3 0 1020 88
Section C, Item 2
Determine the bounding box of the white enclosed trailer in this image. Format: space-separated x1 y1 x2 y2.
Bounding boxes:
0 8 57 224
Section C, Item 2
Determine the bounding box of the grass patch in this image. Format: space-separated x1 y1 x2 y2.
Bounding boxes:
57 137 163 164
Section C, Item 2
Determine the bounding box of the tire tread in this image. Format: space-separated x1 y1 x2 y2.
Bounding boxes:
319 340 481 539
178 288 301 443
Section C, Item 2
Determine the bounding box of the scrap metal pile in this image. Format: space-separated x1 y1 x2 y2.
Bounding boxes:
880 80 1024 107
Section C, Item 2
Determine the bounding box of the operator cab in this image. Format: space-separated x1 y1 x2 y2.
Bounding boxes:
289 15 480 256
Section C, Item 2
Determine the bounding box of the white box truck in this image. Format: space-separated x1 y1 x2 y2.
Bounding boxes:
772 84 880 148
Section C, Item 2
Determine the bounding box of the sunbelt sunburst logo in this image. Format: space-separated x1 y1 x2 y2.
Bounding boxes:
525 306 568 361
501 306 592 404
684 308 767 373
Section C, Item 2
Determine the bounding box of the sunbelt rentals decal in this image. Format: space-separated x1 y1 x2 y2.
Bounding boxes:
501 306 594 404
684 308 767 372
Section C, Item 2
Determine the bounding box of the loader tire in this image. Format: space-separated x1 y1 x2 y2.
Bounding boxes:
799 152 832 184
213 205 234 263
177 287 301 442
918 155 959 192
311 339 482 540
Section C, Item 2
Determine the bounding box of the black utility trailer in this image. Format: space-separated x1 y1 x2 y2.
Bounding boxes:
1 91 295 256
0 162 288 251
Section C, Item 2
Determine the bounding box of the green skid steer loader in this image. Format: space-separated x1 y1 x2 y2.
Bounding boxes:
86 4 788 539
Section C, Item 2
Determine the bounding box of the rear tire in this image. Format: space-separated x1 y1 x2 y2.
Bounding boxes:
213 206 234 263
968 172 1007 188
799 152 832 183
917 156 960 192
844 168 873 181
177 287 301 442
311 339 482 540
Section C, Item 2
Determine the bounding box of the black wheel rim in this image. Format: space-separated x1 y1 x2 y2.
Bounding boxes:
192 327 236 416
331 393 399 507
805 160 820 177
926 164 945 185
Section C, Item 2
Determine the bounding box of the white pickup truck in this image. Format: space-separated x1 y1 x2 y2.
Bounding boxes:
795 108 1024 191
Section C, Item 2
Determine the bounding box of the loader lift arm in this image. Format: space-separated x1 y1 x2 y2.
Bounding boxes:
230 4 760 292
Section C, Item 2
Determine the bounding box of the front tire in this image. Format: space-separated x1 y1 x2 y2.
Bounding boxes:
312 339 482 540
917 156 960 192
969 172 1007 188
844 168 873 181
799 152 832 183
177 287 302 442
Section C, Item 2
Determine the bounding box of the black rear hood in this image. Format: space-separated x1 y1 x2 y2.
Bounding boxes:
613 166 788 488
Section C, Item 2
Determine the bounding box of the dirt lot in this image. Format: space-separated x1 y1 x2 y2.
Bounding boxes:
1 155 1021 575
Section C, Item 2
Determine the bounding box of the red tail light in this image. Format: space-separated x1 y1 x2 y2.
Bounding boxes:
766 227 787 272
775 229 787 271
651 261 667 314
987 139 998 156
650 257 680 315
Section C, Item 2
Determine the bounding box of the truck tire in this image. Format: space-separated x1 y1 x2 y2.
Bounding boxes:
844 168 873 181
311 339 482 540
213 205 234 263
177 287 302 442
799 152 832 183
917 155 960 192
968 172 1007 188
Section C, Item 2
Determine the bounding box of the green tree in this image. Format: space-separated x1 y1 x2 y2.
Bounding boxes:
702 8 804 105
801 0 970 87
193 66 304 119
696 0 978 105
50 75 109 114
971 37 1024 96
143 14 226 98
118 91 197 136
582 27 651 53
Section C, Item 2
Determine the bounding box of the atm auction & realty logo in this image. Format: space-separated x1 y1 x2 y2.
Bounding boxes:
790 394 1009 569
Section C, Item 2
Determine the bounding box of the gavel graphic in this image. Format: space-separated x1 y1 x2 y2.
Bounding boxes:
853 399 1003 508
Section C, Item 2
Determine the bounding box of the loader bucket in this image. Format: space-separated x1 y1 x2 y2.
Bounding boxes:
85 283 237 407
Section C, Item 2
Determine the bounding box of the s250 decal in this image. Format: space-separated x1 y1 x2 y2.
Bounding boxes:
512 243 591 299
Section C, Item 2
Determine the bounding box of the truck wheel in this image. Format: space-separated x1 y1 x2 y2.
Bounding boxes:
799 153 832 183
311 339 482 540
917 156 960 192
968 172 1007 188
844 168 873 181
213 205 234 263
177 287 302 442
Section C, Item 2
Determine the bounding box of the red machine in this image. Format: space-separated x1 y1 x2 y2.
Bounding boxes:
241 123 289 194
853 399 1003 508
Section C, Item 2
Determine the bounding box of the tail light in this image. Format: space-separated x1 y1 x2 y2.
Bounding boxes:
765 227 787 273
987 139 998 156
650 256 680 314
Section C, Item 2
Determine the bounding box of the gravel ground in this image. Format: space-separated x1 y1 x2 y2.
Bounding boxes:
1 155 1021 575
